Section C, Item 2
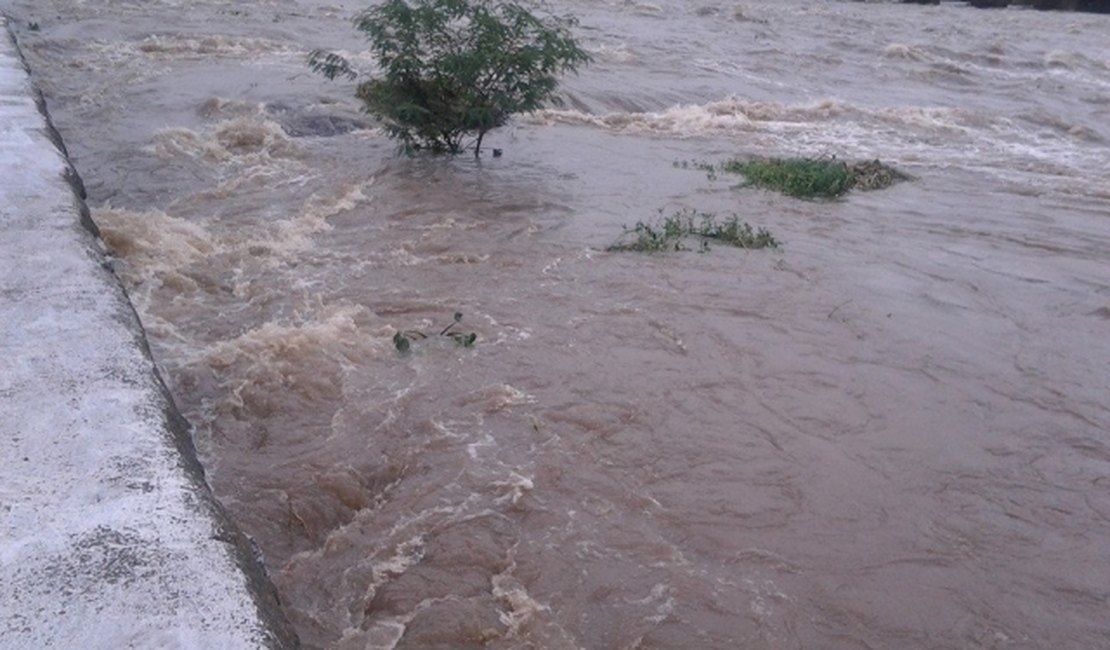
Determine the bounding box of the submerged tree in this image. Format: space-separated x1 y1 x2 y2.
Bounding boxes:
309 0 589 156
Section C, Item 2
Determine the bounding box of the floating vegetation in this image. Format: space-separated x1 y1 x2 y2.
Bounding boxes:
393 312 477 354
608 209 779 253
694 156 910 198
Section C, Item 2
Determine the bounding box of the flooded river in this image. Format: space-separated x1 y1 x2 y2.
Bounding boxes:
6 0 1109 647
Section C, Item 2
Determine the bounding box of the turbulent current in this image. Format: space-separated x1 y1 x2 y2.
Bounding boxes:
7 0 1109 647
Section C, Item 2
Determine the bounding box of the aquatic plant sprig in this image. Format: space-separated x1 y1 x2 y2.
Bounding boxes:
393 312 478 354
608 209 779 253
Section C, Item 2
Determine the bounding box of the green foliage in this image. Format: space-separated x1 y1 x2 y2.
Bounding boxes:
393 312 478 354
703 156 909 198
608 209 779 253
308 51 355 82
309 0 590 156
723 157 856 198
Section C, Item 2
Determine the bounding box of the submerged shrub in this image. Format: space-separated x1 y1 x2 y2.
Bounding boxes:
608 209 779 253
309 0 589 156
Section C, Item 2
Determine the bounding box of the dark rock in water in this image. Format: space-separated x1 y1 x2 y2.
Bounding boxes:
279 114 372 138
264 101 294 116
901 0 939 5
968 0 1010 7
261 102 372 137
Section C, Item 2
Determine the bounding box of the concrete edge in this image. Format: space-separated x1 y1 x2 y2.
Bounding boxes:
1 17 299 649
2 17 97 238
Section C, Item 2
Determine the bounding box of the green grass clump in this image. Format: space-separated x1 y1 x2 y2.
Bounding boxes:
608 209 778 253
712 156 909 199
722 157 855 198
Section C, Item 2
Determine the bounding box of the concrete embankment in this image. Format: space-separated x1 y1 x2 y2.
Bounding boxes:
0 18 297 649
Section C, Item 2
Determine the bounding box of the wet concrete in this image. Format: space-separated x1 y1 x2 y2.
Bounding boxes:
0 18 297 649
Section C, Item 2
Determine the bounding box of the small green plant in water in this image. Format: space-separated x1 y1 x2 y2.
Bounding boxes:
393 312 478 354
608 209 778 253
673 159 719 180
705 156 909 198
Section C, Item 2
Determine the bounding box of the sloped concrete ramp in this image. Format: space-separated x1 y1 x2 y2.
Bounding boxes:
0 18 297 650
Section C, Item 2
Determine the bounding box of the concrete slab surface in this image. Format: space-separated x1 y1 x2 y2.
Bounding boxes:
0 17 297 650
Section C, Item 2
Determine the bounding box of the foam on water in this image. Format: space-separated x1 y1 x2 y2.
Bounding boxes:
532 91 1108 188
151 118 299 164
96 207 220 282
95 33 294 60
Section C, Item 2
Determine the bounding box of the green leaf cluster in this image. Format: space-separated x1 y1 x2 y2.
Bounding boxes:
309 0 589 156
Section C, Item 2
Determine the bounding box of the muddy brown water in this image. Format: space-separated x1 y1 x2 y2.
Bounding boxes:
6 0 1109 647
